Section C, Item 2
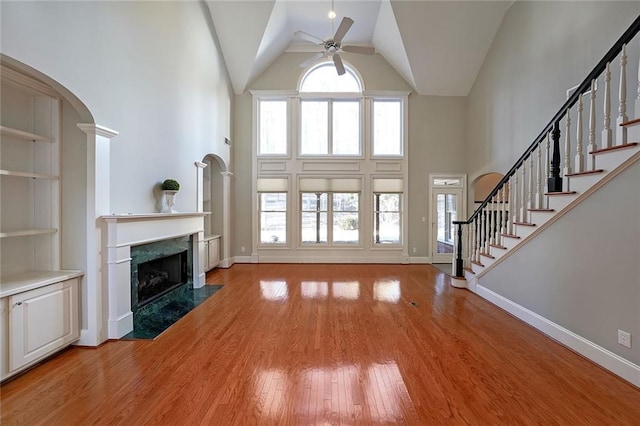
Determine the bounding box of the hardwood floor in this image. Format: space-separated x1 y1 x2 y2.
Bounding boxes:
2 264 640 424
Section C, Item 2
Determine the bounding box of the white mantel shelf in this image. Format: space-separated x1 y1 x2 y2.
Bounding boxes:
100 212 210 220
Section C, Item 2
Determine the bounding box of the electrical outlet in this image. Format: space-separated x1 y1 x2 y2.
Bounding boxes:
618 330 632 348
240 246 246 253
412 247 417 253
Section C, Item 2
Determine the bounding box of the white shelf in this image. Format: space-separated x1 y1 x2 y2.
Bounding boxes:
0 169 59 180
0 270 83 298
0 228 58 238
0 125 53 143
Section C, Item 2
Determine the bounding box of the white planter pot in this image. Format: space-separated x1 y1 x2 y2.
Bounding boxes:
161 190 179 213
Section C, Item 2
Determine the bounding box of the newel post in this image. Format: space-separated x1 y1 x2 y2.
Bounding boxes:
547 121 563 192
452 221 465 278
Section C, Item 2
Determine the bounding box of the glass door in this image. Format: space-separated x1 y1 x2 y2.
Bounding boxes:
430 175 466 264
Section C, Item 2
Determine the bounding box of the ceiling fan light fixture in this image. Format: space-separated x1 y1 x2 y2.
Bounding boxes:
328 10 336 19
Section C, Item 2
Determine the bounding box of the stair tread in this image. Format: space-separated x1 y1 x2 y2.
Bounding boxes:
489 243 507 250
545 191 577 196
501 233 521 239
620 118 640 127
463 267 475 275
566 169 604 177
528 208 555 212
480 252 496 259
589 142 639 155
514 222 536 227
470 260 485 267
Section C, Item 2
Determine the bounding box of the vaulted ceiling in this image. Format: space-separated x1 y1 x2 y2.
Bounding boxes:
205 0 512 96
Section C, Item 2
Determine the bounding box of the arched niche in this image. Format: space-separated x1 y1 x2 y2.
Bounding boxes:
473 172 505 203
201 153 231 268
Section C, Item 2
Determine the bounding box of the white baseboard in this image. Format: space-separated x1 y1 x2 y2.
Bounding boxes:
476 284 640 387
409 256 430 264
233 255 256 263
219 257 233 268
194 272 206 288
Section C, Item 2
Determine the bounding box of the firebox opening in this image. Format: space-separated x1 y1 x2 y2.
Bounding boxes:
137 251 188 308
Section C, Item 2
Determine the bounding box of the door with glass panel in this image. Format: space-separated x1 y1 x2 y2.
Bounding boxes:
430 176 465 263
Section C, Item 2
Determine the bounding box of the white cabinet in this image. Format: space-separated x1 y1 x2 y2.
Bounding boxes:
0 275 81 381
205 236 221 271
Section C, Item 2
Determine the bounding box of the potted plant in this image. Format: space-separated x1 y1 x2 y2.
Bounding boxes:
161 179 180 213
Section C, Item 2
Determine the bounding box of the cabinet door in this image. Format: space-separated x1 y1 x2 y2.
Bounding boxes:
0 298 8 380
208 239 220 269
9 278 79 372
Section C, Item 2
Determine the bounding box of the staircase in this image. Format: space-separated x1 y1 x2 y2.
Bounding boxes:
451 16 640 386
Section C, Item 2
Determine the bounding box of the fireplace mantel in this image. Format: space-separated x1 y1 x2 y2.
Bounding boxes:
101 212 208 338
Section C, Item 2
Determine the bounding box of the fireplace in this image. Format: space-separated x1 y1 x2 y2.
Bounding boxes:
130 235 193 313
137 251 188 307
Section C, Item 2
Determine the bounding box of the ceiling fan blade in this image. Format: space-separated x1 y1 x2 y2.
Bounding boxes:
294 30 324 45
333 53 346 76
342 45 375 55
299 52 324 68
333 17 354 43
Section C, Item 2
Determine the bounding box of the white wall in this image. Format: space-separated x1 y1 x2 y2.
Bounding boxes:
1 1 233 213
232 52 466 260
466 1 640 206
480 159 640 365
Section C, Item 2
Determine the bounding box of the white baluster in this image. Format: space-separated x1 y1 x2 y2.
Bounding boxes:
536 144 543 209
528 154 534 213
563 107 572 185
520 166 526 223
488 196 494 247
636 38 640 116
473 219 479 262
511 174 517 232
575 93 584 173
589 79 597 170
496 188 502 246
500 185 507 242
545 133 551 208
467 223 472 268
480 210 486 255
616 44 628 146
602 62 612 149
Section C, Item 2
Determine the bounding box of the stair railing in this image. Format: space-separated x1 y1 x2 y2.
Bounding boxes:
453 15 640 278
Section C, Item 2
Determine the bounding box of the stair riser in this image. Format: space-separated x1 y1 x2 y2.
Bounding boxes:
595 146 640 171
502 237 520 250
471 263 485 274
548 194 577 211
567 173 605 194
626 123 640 141
514 225 536 239
479 255 496 268
529 211 555 227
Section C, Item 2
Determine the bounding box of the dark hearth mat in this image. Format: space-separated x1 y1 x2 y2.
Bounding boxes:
122 284 224 340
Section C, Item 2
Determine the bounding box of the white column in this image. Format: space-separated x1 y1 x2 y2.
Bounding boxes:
602 62 613 149
589 80 598 170
220 171 234 268
575 94 584 173
616 44 628 146
194 162 207 288
77 123 118 346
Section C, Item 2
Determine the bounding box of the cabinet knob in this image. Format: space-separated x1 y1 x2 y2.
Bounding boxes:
14 301 23 306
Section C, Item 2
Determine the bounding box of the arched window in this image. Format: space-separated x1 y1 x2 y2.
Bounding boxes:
299 62 363 93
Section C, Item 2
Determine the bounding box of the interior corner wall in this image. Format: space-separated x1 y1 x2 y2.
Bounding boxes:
1 1 233 214
465 1 640 210
479 160 640 365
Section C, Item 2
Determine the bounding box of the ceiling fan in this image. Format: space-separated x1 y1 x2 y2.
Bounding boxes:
295 16 375 75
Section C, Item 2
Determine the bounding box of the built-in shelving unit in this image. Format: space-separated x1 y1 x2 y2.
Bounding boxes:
0 64 82 382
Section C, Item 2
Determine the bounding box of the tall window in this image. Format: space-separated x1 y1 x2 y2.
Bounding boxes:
373 99 402 156
258 178 288 245
300 192 360 245
300 99 360 155
259 100 287 155
373 178 403 245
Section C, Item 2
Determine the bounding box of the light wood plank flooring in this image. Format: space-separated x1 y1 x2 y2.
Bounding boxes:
2 264 640 424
